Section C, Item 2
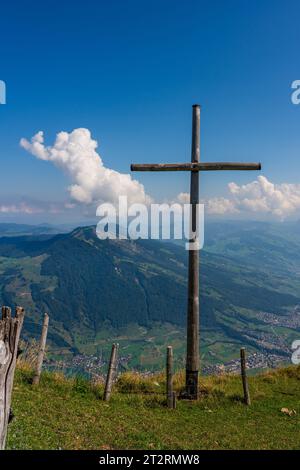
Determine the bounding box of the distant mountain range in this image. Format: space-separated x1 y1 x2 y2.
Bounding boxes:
0 222 64 237
0 221 89 237
0 221 300 371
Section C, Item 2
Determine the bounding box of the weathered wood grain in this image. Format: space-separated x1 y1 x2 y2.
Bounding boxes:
104 343 119 401
240 347 251 405
131 162 261 172
33 313 49 386
185 104 200 400
0 306 24 449
166 346 174 409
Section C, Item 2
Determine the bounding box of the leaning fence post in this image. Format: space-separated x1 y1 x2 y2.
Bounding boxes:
240 347 251 405
33 313 49 386
104 343 119 401
166 346 174 409
0 306 25 450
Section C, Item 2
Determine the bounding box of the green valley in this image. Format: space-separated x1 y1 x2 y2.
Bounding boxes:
0 221 300 372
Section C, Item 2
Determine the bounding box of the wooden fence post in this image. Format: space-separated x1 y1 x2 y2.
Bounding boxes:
33 313 49 386
166 346 174 409
240 347 251 405
0 306 25 450
104 343 119 401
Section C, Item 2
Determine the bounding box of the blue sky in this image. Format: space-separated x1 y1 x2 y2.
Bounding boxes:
0 0 300 223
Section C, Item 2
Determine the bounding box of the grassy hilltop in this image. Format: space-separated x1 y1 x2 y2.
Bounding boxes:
7 364 300 450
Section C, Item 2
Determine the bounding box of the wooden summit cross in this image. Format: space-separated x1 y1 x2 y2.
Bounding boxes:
131 105 261 400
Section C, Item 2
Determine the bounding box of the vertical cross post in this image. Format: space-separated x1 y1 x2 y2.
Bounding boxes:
185 104 200 399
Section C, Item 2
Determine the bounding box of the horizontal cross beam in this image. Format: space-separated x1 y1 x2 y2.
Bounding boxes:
131 162 261 172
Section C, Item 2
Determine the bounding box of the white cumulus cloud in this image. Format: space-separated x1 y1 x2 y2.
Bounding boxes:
228 176 300 218
205 197 238 215
176 192 190 204
18 131 300 222
202 176 300 219
20 129 151 206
